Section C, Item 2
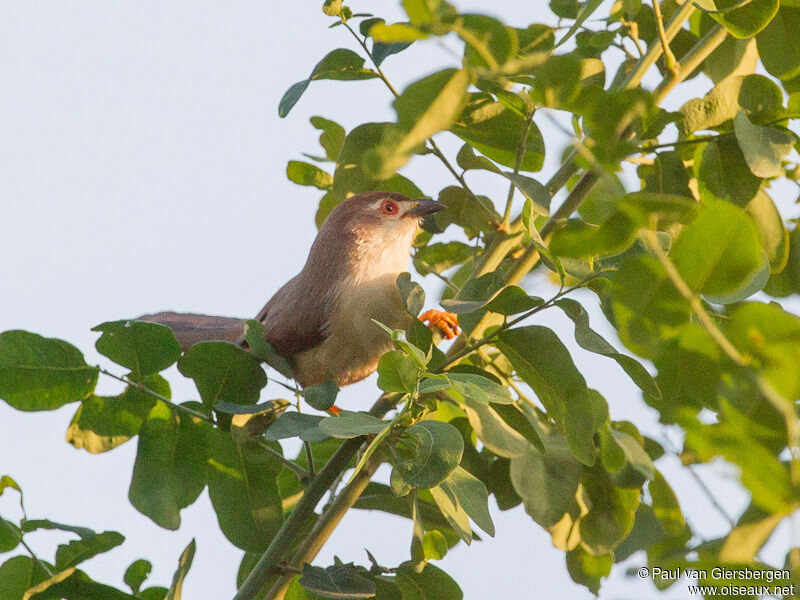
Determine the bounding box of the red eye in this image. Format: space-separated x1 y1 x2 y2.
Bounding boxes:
380 200 398 215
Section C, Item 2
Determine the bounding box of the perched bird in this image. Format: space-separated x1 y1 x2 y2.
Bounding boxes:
140 191 458 387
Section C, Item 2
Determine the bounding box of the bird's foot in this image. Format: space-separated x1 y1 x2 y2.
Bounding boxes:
419 309 460 340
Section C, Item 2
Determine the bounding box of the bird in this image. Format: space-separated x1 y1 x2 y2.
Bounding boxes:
139 191 459 388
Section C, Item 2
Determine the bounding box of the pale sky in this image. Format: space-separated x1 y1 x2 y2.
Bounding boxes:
1 2 795 599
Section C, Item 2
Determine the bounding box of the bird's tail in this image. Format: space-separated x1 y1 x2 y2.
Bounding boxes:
136 312 247 351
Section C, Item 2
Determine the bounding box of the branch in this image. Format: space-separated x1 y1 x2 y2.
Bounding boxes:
0 519 55 578
233 395 397 600
262 454 381 599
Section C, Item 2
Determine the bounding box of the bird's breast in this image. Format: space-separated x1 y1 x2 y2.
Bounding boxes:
291 272 412 387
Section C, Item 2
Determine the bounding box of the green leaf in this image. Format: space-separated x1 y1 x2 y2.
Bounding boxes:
0 331 98 412
556 0 604 47
369 22 428 42
609 428 655 481
549 192 697 259
439 466 494 537
319 411 387 438
177 341 267 409
510 429 581 528
265 411 327 442
298 563 375 599
65 375 166 454
578 470 639 555
459 396 528 458
301 380 339 411
278 49 378 117
22 569 139 600
396 273 425 316
441 285 542 316
422 530 448 560
682 400 794 514
93 320 181 378
128 403 207 530
719 503 789 563
757 6 800 82
670 198 764 296
566 547 612 595
555 298 660 399
394 421 464 489
242 320 294 379
0 520 19 553
447 373 512 405
286 161 333 190
124 560 152 594
501 173 550 216
164 539 195 600
206 429 283 552
608 254 691 357
678 74 784 136
428 484 472 544
695 137 762 207
706 0 779 38
310 116 346 162
0 557 50 600
745 190 789 273
733 111 794 178
367 69 471 179
725 302 800 400
54 531 124 570
498 326 597 465
377 350 420 393
395 564 463 600
20 520 94 539
413 242 474 276
451 95 545 171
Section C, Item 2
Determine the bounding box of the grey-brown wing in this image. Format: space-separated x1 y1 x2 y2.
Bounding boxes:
253 274 331 358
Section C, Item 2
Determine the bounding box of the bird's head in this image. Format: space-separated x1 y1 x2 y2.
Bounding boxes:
314 191 444 276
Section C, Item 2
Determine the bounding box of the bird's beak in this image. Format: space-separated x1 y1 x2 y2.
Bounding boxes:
408 198 444 217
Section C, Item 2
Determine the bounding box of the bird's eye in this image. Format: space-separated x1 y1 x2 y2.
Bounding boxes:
380 200 398 215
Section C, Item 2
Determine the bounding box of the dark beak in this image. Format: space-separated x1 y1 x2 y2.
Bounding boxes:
408 198 444 217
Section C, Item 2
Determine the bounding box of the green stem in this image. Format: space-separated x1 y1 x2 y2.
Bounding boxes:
502 112 535 226
0 519 54 577
262 455 381 599
652 0 678 75
653 24 727 104
233 395 396 600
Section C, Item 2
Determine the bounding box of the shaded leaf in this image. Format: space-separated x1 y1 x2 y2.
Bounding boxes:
0 331 98 412
128 403 207 530
319 411 387 438
279 49 378 117
670 198 764 297
177 341 267 409
555 298 660 399
94 321 181 378
733 111 794 178
299 563 375 599
206 429 283 552
394 421 464 489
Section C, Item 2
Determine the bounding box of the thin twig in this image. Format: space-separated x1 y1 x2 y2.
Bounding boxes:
98 368 309 479
502 111 536 227
304 441 316 477
0 519 55 577
341 21 478 202
652 0 678 75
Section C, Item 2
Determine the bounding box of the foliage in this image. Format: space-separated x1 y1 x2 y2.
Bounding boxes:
2 0 800 599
